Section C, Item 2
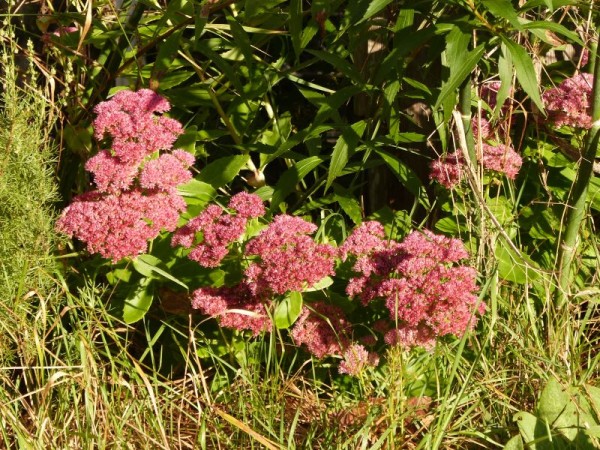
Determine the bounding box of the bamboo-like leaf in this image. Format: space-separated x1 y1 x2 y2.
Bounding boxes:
357 0 394 24
326 120 367 192
501 37 545 113
434 44 485 111
375 148 429 207
481 0 522 29
270 156 324 211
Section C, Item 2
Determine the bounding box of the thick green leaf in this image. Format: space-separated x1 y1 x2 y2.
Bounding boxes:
503 435 524 450
274 291 303 329
122 278 154 324
177 178 216 205
434 44 485 111
495 241 540 284
270 156 324 211
198 155 250 188
133 254 188 289
304 276 334 292
326 120 367 192
501 37 545 113
151 29 183 83
537 378 570 425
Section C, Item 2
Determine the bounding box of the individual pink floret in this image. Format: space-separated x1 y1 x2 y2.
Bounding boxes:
482 143 522 179
338 344 379 376
543 73 594 129
139 151 194 191
244 215 336 296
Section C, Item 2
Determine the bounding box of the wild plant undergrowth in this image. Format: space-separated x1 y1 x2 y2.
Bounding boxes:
2 1 600 449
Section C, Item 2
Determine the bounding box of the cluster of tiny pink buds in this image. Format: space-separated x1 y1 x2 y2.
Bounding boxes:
244 215 336 296
343 228 483 349
93 88 183 164
290 303 352 358
57 89 194 261
171 192 266 267
482 143 522 179
543 73 594 129
429 153 465 189
191 284 271 336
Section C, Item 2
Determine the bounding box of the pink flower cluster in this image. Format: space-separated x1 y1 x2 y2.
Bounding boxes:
185 208 337 339
172 192 266 267
342 223 483 349
429 128 522 188
543 73 594 129
192 284 270 336
56 89 194 261
244 215 337 296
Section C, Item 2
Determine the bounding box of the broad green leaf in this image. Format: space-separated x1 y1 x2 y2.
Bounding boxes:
305 276 334 292
121 278 154 324
503 435 524 450
513 411 545 449
326 120 367 192
495 241 540 284
374 148 430 207
357 0 394 24
482 0 522 29
434 44 485 111
177 179 216 205
198 155 250 188
133 255 188 289
495 42 513 119
270 156 324 211
274 291 303 329
520 21 582 45
151 29 183 83
501 37 545 113
537 378 570 425
173 125 199 154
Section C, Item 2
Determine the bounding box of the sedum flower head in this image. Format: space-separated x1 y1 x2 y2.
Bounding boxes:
57 89 194 261
56 189 186 261
291 303 352 358
338 344 380 376
244 215 337 296
171 193 265 268
191 284 271 336
429 153 464 189
93 88 183 164
482 143 522 179
543 73 594 129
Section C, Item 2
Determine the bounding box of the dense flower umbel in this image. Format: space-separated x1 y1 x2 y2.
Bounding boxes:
244 215 337 296
543 73 594 129
291 303 352 358
171 192 266 267
56 189 186 261
343 227 483 349
191 284 271 336
481 143 522 179
429 153 465 189
57 89 194 261
93 89 183 164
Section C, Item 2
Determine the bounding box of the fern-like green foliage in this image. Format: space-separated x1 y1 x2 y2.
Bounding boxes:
0 46 59 365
